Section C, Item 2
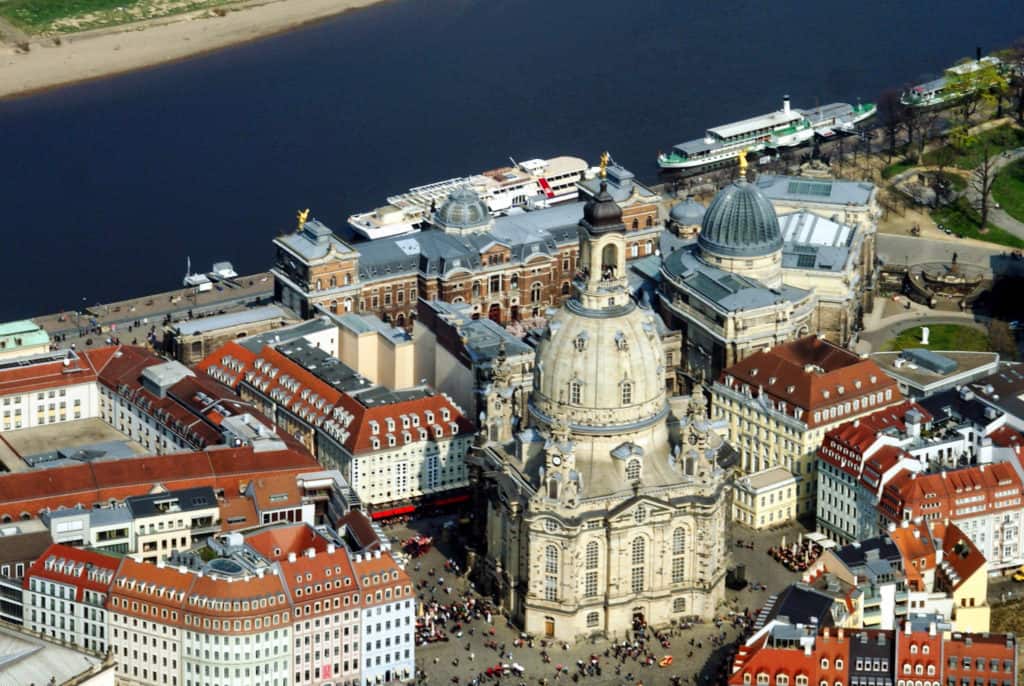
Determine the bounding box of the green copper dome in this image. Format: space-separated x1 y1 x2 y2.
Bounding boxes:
698 180 782 258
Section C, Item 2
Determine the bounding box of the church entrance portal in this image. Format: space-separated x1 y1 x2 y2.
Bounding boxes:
632 609 646 631
544 616 555 637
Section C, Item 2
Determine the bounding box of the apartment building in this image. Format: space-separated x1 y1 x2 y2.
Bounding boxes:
23 544 118 654
24 519 413 686
878 463 1024 573
712 336 901 519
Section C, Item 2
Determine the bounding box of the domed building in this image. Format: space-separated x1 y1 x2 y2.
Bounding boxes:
667 195 706 238
468 178 735 641
431 185 494 235
697 180 783 288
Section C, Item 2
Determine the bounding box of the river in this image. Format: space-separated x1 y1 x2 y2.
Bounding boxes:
0 0 1021 320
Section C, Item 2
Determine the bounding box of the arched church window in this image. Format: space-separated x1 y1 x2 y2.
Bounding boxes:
672 528 687 583
630 537 645 593
531 282 542 303
626 459 641 481
631 218 639 230
344 273 352 285
544 545 559 601
329 276 337 288
472 282 481 298
631 243 639 258
645 217 653 228
601 244 618 280
621 381 633 405
569 381 582 405
547 478 558 500
584 541 599 598
316 279 322 290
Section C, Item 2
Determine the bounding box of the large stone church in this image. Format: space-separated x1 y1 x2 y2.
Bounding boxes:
467 177 735 641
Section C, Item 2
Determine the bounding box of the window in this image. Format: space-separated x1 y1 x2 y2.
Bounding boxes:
621 381 633 405
544 545 558 601
569 381 582 405
531 282 542 303
673 597 686 613
672 528 686 583
586 612 599 628
584 541 599 597
626 459 641 481
630 537 645 593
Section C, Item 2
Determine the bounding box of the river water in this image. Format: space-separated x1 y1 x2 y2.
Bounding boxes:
0 0 1021 319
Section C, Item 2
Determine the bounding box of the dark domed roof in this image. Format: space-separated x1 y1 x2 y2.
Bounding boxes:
670 197 706 226
697 180 782 257
579 182 624 235
433 186 490 231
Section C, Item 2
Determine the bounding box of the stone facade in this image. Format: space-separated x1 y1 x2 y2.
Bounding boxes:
468 181 734 641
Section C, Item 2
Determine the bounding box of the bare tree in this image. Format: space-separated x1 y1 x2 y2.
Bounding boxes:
969 140 998 232
914 108 943 163
1003 38 1024 124
987 320 1018 361
877 89 906 163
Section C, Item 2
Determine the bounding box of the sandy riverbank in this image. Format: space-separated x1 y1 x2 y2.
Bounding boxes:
0 0 384 99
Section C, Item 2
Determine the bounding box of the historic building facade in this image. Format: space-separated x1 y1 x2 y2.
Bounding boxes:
272 165 662 328
659 168 871 381
467 179 735 641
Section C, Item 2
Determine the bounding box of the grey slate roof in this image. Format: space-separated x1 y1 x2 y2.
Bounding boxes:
760 583 839 628
578 164 657 202
755 175 875 207
172 304 294 336
356 202 585 282
238 317 336 353
278 219 355 261
662 246 811 311
670 197 707 225
126 486 217 518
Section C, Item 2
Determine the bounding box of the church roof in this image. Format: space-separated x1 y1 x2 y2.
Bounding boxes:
698 180 782 258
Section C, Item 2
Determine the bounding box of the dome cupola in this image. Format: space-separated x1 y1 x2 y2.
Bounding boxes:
432 186 492 234
669 196 706 227
579 182 624 235
697 180 782 258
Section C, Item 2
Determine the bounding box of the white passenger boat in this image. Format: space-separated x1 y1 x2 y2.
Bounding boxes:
348 155 589 239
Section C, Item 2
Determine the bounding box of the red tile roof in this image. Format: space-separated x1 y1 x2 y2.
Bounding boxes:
23 543 121 601
878 461 1023 525
721 337 901 428
0 347 117 397
0 446 317 521
938 522 986 590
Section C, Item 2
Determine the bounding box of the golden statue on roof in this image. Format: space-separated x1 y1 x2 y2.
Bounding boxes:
738 149 749 178
296 208 310 231
599 151 610 179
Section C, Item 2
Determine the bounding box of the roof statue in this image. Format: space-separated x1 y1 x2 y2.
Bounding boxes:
738 148 749 179
599 151 610 179
549 412 572 445
296 208 310 232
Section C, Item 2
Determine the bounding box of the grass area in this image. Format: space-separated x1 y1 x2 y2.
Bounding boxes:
931 197 1024 248
882 161 915 179
993 158 1024 224
922 125 1024 170
0 0 237 34
882 324 990 352
993 601 1024 685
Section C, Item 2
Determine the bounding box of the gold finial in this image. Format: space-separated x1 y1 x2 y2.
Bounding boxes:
599 151 610 180
738 149 749 178
296 208 310 231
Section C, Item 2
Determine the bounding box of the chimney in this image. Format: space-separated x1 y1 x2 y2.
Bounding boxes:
905 621 912 635
838 628 844 639
288 552 297 563
256 568 265 579
913 529 920 539
306 547 316 559
327 543 336 555
156 558 165 569
929 622 936 636
783 95 791 114
824 627 830 638
374 550 382 559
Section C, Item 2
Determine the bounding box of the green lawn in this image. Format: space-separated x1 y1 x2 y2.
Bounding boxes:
882 161 915 179
0 0 236 34
883 324 991 352
923 125 1024 170
992 158 1024 224
931 197 1024 248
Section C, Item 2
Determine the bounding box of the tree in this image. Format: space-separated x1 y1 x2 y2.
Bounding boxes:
999 38 1024 124
877 89 906 163
969 139 997 232
987 320 1018 361
946 56 1009 123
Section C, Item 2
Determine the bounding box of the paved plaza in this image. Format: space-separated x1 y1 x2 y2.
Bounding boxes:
386 514 813 686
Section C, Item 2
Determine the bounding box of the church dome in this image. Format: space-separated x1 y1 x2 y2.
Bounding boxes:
531 302 666 432
669 196 706 226
433 186 491 231
697 180 782 257
579 183 624 235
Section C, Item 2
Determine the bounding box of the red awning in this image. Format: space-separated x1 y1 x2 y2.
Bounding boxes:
431 493 470 507
371 505 416 520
